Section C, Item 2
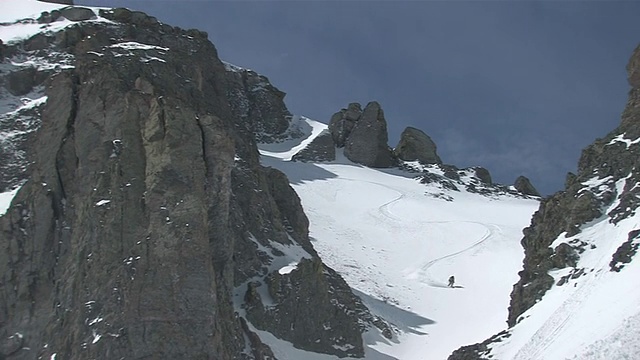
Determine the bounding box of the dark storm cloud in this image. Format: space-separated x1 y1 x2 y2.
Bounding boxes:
82 0 640 195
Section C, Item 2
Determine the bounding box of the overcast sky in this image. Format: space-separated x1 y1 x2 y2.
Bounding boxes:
82 0 640 195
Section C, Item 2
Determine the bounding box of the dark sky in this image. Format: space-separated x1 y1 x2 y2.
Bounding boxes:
81 0 640 195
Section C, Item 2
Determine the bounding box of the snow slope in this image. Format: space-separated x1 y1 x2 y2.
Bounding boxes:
259 117 539 359
486 177 640 360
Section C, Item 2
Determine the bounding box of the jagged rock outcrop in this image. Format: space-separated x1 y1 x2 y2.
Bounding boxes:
610 229 640 272
0 5 383 359
344 101 395 167
328 102 361 147
245 258 372 357
225 62 293 143
394 126 442 164
449 41 640 360
514 175 540 197
473 167 492 185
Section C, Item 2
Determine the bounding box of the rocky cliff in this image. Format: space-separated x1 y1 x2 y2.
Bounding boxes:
448 43 640 360
0 4 387 359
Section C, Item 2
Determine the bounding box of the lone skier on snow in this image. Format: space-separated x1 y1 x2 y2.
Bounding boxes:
448 275 455 287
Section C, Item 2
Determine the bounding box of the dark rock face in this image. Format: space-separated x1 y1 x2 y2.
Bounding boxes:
344 101 395 167
292 130 336 162
394 126 442 164
245 259 369 357
0 8 380 359
225 63 293 143
514 175 541 197
449 42 640 360
328 102 361 147
507 187 602 327
5 67 45 96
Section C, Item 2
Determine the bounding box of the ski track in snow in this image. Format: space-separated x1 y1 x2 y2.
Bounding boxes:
511 239 612 360
417 222 500 288
513 278 595 360
257 116 540 359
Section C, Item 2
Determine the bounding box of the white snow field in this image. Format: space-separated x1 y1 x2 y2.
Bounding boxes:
259 117 540 359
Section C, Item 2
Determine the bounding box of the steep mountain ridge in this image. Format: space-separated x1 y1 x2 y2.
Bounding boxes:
448 43 640 360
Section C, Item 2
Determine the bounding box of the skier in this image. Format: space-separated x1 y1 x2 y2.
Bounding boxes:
448 275 455 288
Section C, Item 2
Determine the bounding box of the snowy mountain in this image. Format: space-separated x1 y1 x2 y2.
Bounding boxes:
258 116 540 359
1 1 640 359
448 46 640 360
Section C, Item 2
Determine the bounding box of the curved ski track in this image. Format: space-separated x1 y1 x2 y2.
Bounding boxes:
338 177 506 290
419 223 502 288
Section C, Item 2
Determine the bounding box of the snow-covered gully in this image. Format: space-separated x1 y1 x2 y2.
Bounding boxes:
259 117 539 359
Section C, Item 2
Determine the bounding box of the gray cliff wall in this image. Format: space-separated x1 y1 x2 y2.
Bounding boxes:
0 7 382 359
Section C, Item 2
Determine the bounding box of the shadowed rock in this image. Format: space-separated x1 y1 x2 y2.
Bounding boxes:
225 64 293 143
344 101 395 167
474 166 492 184
514 175 541 197
394 126 442 164
328 102 362 147
292 130 336 162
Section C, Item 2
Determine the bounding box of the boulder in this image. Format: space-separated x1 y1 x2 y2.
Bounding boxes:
328 102 361 147
344 101 395 167
514 175 541 197
474 167 492 184
60 6 95 21
394 126 442 164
